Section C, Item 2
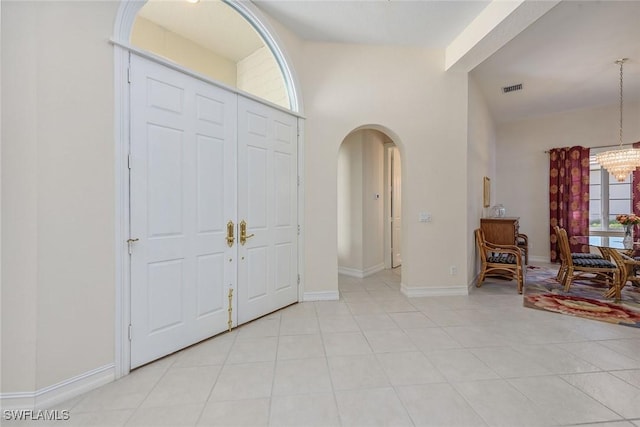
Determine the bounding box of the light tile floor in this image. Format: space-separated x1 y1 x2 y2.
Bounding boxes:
9 267 640 426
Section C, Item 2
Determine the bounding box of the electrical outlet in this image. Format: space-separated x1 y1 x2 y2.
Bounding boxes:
449 265 457 275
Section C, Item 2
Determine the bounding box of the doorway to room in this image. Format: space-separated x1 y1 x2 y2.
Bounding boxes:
337 128 402 279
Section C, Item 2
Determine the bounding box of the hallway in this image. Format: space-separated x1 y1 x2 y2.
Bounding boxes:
14 268 640 426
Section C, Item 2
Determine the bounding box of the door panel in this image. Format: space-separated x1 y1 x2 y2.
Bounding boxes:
130 55 299 368
130 54 236 368
237 96 298 323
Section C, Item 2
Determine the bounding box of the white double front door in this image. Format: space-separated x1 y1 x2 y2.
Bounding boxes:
129 54 299 368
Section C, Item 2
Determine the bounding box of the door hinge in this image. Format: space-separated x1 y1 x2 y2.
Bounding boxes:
297 274 300 285
127 153 132 170
127 68 132 84
297 225 301 235
128 324 132 341
297 176 300 186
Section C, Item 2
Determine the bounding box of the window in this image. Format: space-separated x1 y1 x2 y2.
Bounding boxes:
589 154 632 248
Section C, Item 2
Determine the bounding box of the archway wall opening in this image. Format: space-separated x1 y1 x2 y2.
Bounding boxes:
299 44 470 298
337 127 398 278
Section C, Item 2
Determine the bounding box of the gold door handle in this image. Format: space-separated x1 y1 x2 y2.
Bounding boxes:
240 220 255 245
226 221 235 247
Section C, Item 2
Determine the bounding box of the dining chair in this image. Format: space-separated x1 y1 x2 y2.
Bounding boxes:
555 227 618 292
602 249 640 299
475 228 524 294
599 247 629 300
553 225 603 284
517 233 529 265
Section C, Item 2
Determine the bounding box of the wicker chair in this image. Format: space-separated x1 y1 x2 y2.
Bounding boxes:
553 225 603 284
601 249 640 299
555 227 618 292
475 228 524 294
620 251 640 288
599 248 629 300
517 233 529 264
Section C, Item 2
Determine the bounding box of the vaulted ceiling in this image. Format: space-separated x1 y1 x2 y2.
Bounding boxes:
138 0 640 125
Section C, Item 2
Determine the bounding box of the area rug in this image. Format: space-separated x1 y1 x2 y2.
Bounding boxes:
523 266 640 328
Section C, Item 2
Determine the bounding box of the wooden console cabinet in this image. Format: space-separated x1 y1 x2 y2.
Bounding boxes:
480 217 519 245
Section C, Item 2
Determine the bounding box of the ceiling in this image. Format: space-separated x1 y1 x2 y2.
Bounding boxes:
253 0 491 48
137 0 640 125
471 0 640 124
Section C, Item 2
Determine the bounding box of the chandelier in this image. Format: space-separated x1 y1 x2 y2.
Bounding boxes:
595 58 640 182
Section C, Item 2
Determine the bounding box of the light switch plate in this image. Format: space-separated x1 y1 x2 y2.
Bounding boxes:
419 212 432 222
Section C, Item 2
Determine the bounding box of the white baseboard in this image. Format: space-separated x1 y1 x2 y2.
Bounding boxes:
468 274 479 292
400 283 469 297
0 364 115 410
338 262 385 279
303 290 340 301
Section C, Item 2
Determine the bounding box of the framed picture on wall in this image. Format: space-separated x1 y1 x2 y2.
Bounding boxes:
483 176 490 208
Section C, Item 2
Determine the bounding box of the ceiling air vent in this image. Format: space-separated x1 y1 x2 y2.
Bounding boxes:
502 83 523 94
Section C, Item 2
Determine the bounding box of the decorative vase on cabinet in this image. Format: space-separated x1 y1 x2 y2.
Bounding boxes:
490 204 506 218
624 224 634 249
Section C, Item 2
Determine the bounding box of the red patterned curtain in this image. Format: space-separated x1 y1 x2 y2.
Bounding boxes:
549 146 590 262
632 141 640 237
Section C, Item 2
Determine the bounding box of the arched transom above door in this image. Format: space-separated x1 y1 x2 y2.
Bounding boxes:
126 0 299 111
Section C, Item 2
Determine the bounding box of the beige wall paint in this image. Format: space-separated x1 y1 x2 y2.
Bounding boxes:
467 77 497 285
337 130 386 274
2 0 39 393
298 43 469 294
496 101 640 262
361 131 386 271
131 17 237 87
2 0 118 393
1 0 470 398
337 133 364 271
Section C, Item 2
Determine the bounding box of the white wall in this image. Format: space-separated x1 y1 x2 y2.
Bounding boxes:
496 101 640 262
0 0 471 401
2 0 38 394
337 130 386 276
2 0 118 394
337 133 364 270
467 76 497 284
362 131 385 272
298 43 469 296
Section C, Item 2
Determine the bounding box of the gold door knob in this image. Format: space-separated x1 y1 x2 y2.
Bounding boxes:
226 221 235 247
240 220 255 245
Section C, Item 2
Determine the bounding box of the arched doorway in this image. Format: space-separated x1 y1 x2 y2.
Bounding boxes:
337 127 402 279
113 0 304 377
